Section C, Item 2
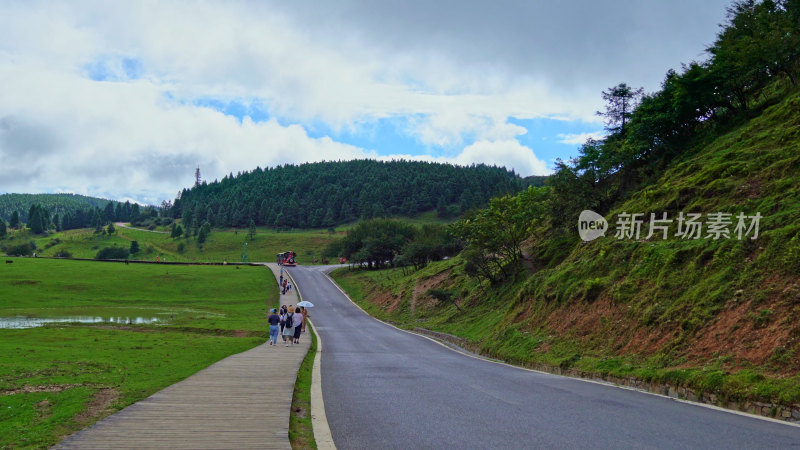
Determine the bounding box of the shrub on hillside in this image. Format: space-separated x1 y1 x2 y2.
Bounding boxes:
95 247 129 260
5 243 34 256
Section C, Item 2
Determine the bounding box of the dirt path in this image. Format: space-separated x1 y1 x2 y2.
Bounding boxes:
114 222 169 234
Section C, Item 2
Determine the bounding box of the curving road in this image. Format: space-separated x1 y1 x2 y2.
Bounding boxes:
289 266 800 449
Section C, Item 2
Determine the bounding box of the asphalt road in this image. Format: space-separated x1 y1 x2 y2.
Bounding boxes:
288 266 800 449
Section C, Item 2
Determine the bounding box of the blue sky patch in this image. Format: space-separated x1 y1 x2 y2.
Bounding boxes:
510 117 604 165
85 57 143 82
182 96 603 169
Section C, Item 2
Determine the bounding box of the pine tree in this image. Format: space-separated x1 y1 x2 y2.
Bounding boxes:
436 196 448 218
104 202 115 222
10 210 20 229
28 205 45 234
197 221 211 244
130 240 140 254
248 219 256 239
107 222 116 235
0 219 6 239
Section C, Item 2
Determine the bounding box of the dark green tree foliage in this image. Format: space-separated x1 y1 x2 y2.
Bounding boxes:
197 221 211 244
0 194 122 225
452 186 548 282
95 247 129 260
549 0 800 229
248 219 257 239
106 222 116 235
0 219 6 239
5 242 34 256
130 204 141 223
130 240 140 254
398 224 462 270
332 218 417 268
172 160 523 229
0 195 166 233
597 83 644 133
9 211 20 229
104 202 115 222
26 204 50 234
170 223 183 238
326 220 462 270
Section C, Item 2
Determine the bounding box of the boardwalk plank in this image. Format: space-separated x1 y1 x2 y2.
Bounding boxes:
55 263 309 449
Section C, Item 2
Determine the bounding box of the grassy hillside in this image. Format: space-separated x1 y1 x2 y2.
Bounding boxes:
1 210 453 263
0 225 342 264
332 88 800 412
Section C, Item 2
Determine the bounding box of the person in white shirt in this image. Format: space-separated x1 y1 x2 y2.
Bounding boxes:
292 307 304 344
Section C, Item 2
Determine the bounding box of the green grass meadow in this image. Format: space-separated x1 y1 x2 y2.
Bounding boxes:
0 258 278 448
3 225 342 265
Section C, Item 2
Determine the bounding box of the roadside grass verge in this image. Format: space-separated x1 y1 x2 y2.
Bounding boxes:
289 323 317 450
331 262 800 410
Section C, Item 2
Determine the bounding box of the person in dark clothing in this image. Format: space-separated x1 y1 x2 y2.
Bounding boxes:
267 308 281 346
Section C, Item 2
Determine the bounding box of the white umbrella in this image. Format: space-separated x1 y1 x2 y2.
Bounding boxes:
297 300 314 308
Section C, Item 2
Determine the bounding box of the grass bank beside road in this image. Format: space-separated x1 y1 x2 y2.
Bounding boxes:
289 323 318 450
0 258 276 448
331 262 800 419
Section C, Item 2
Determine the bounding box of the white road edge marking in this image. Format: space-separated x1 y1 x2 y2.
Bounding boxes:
286 269 337 449
320 268 800 429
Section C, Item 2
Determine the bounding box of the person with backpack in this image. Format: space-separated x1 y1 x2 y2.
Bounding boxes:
282 308 295 346
266 308 281 346
279 305 287 334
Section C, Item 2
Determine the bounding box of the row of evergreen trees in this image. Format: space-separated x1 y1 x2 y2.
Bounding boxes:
0 193 119 224
550 0 800 228
1 201 155 235
172 160 525 230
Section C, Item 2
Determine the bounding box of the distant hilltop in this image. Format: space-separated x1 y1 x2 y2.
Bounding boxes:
171 159 543 229
0 193 121 223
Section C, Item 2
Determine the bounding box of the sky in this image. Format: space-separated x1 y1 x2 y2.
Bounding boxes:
0 0 731 205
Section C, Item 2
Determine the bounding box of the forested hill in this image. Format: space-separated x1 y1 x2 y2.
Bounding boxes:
173 160 525 229
0 193 119 223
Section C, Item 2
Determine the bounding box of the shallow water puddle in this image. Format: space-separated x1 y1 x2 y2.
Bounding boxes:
0 316 161 329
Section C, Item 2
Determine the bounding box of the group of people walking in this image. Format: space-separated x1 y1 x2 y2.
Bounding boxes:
266 305 306 346
279 274 292 295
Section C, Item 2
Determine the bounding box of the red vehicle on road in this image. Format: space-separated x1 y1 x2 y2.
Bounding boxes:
277 251 297 266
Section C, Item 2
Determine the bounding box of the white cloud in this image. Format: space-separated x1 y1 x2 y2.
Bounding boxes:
0 61 370 204
557 131 606 146
380 139 548 177
0 1 729 202
454 140 549 176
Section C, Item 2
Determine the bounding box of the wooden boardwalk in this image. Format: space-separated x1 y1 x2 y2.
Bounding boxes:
56 263 310 449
